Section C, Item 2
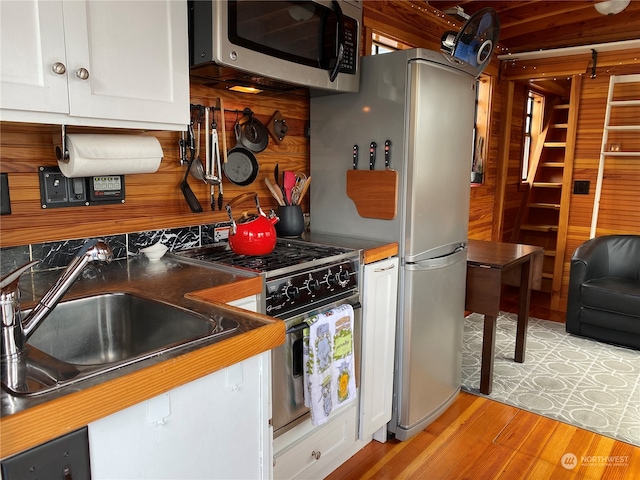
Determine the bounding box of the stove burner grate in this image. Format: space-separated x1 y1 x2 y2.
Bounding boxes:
178 239 355 273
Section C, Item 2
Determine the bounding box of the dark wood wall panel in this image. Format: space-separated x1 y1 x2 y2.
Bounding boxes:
0 86 310 247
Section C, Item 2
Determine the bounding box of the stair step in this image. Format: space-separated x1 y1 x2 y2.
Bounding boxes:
520 224 559 232
554 104 570 110
541 272 554 279
544 250 557 257
540 162 564 168
532 182 562 188
530 202 561 210
552 123 568 129
543 142 567 148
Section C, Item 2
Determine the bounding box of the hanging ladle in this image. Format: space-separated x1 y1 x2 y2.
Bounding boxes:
189 107 207 183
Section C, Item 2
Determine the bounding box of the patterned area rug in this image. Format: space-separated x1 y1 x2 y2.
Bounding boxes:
461 312 640 446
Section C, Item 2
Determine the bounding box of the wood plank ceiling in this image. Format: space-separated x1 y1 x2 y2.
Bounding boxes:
426 1 640 54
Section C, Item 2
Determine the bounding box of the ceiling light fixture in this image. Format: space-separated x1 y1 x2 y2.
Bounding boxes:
594 0 630 15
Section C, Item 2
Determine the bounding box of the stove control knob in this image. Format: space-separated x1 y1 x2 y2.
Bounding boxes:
285 285 300 299
272 290 284 302
308 279 321 291
327 272 337 286
334 270 350 286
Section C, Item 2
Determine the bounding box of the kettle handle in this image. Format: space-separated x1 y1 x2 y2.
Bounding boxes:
225 191 268 220
226 192 258 209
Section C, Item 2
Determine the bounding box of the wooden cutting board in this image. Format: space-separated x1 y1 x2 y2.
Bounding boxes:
346 169 398 220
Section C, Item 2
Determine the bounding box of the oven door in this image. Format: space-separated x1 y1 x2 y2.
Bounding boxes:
272 293 361 438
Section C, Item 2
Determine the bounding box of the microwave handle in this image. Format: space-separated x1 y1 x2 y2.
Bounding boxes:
329 0 345 82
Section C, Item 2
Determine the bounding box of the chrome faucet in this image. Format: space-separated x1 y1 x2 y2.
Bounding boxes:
1 240 113 365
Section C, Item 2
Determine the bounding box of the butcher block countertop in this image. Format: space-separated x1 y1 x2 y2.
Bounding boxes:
0 256 285 459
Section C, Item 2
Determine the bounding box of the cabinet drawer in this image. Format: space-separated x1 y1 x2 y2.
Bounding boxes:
273 405 357 480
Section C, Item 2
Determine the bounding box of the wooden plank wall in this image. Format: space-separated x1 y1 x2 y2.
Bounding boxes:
562 63 640 307
501 60 640 310
0 86 310 247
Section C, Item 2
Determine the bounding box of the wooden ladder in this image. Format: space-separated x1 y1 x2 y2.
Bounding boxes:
590 74 640 238
512 75 581 309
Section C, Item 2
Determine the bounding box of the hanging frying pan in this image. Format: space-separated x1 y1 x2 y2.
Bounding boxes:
235 108 269 153
223 146 259 186
440 7 500 76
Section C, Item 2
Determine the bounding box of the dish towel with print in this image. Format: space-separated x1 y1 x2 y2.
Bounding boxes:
303 304 356 426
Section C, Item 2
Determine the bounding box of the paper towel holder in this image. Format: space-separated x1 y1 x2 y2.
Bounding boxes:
54 125 69 163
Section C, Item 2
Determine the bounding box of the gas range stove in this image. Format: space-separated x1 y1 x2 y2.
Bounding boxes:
173 238 361 318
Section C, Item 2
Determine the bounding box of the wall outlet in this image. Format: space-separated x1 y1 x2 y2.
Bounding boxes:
214 224 231 242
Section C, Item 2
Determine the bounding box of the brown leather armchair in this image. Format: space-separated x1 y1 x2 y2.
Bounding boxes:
566 235 640 349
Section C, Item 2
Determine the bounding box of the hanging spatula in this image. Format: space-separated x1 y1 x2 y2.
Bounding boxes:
180 121 203 213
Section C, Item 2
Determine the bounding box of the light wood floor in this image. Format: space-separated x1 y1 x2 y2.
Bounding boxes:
326 289 640 479
326 392 640 480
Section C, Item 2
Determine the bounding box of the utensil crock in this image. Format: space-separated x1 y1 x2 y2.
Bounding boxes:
275 205 305 237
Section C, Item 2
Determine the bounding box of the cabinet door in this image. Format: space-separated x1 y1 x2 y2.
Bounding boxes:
62 0 189 126
360 257 399 440
0 0 69 113
89 353 271 479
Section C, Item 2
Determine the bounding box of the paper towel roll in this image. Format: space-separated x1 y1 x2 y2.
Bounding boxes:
58 134 163 177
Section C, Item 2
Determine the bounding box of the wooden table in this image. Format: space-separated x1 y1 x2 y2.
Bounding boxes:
465 240 544 394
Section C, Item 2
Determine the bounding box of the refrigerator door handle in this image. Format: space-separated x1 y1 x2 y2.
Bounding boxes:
405 247 466 270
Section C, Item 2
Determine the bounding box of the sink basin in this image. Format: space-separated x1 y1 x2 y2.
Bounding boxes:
6 293 238 396
28 293 219 365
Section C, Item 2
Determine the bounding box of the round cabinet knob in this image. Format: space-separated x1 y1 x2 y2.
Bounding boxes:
51 62 66 75
311 450 321 460
75 68 90 80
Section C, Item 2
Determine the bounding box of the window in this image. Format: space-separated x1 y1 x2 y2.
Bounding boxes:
522 90 544 181
472 75 492 184
371 33 411 55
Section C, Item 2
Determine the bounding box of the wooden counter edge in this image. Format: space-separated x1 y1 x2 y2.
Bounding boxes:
363 242 399 264
0 284 283 459
185 276 262 304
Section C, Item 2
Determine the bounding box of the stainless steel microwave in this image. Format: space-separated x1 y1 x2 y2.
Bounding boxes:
189 0 361 93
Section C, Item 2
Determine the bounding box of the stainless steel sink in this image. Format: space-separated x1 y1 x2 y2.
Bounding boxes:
8 293 238 396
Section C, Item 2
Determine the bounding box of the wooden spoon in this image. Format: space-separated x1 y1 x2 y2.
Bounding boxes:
295 175 311 205
265 177 285 206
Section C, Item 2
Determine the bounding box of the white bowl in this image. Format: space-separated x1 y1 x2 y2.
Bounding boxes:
140 242 168 262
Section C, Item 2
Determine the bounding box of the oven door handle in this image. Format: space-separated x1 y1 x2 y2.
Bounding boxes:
285 301 361 334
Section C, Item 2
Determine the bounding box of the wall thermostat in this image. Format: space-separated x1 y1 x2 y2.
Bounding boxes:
89 175 125 203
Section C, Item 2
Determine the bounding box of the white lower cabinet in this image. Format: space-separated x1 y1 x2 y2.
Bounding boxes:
227 295 259 312
359 257 399 441
88 352 271 480
273 404 358 480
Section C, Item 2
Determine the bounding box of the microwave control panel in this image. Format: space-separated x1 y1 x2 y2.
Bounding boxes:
341 15 358 74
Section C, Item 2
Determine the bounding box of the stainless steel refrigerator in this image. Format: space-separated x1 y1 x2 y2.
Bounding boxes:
309 48 477 441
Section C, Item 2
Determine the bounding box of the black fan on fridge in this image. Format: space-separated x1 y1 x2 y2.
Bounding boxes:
440 7 500 76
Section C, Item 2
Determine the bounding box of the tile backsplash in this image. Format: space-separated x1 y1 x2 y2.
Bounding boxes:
0 222 230 277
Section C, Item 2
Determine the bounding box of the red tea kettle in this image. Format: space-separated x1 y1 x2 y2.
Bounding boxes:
225 192 279 255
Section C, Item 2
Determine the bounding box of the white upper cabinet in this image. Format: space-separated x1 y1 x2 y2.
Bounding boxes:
0 0 189 130
0 0 69 114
